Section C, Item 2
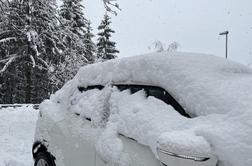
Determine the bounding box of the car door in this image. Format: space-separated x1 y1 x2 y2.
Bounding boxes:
50 113 100 166
95 134 161 166
95 84 190 166
53 85 108 166
95 85 162 166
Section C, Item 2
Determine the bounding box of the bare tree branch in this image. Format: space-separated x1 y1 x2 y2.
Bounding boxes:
0 37 16 43
37 57 49 69
103 0 121 15
29 55 36 68
0 58 9 63
0 56 15 74
5 0 10 6
0 53 16 63
0 1 5 12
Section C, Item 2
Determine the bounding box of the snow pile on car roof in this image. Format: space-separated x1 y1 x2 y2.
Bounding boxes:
49 52 252 166
72 51 252 117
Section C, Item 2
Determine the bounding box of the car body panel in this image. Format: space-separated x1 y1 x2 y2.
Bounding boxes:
52 117 96 166
35 109 102 166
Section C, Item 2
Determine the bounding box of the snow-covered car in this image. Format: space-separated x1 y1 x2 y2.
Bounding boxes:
32 52 252 166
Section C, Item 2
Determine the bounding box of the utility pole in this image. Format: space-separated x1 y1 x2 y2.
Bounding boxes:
219 31 229 59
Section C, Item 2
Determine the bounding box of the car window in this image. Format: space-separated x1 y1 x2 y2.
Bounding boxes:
114 84 190 118
78 85 104 92
69 85 105 122
146 87 167 102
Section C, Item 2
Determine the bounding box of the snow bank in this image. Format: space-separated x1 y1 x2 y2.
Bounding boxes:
3 159 26 166
46 52 252 166
0 105 38 166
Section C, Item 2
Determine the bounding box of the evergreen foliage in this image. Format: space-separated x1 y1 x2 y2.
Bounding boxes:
84 20 96 63
97 13 119 61
60 0 87 35
0 0 119 104
60 0 87 56
0 0 62 71
0 0 62 103
51 0 91 88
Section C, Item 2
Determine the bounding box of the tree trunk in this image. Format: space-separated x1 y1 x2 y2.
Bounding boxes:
25 64 32 103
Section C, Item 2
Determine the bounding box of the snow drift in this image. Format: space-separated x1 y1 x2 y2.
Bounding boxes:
0 105 38 166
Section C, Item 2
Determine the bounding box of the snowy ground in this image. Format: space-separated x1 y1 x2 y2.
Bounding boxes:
0 105 38 166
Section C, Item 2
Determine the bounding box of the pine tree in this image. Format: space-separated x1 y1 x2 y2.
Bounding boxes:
97 13 119 61
0 0 119 103
60 0 87 56
84 20 96 63
60 0 87 33
31 0 64 64
53 0 93 87
0 0 63 73
0 0 63 103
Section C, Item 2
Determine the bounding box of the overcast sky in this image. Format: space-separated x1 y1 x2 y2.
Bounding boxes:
81 0 252 64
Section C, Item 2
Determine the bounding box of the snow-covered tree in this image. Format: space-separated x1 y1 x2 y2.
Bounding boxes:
84 20 96 63
51 0 91 88
148 41 179 53
60 0 87 54
0 0 119 103
30 0 63 63
97 13 119 61
167 42 179 52
102 0 120 15
60 0 87 32
0 0 63 103
148 41 165 52
0 0 62 74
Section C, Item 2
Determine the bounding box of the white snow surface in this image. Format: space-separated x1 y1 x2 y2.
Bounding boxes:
108 89 212 156
95 122 123 164
0 105 38 166
55 51 252 117
47 52 252 166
